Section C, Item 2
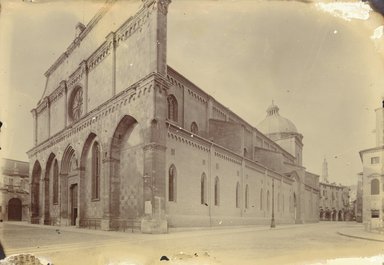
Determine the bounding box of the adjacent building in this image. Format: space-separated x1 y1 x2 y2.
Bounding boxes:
0 158 29 221
359 101 384 230
27 0 320 233
319 159 350 221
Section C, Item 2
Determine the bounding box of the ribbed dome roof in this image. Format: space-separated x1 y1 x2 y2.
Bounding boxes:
257 102 298 135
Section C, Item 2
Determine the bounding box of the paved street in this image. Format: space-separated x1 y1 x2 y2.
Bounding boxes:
0 222 383 265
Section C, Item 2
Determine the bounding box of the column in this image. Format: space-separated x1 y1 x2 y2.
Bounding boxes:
59 173 68 226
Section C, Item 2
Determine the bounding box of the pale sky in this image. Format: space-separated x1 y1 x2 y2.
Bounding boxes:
1 0 384 186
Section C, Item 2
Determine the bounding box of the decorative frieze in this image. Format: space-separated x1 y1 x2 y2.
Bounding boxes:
167 131 210 153
212 106 226 120
214 150 242 165
115 9 150 47
87 39 113 72
68 64 87 89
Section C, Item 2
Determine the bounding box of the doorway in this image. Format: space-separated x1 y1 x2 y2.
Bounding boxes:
8 198 22 221
70 184 78 226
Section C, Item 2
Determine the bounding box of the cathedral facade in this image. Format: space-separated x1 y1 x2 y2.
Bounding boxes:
27 0 319 233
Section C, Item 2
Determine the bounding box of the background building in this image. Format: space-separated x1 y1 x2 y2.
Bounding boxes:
0 158 29 221
359 101 384 230
27 0 319 233
319 159 350 221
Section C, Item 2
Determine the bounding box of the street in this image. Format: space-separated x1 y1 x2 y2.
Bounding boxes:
0 222 383 265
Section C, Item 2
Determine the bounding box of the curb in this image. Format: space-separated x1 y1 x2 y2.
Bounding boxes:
337 231 384 242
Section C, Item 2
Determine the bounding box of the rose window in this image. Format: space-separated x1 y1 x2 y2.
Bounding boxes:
70 88 83 122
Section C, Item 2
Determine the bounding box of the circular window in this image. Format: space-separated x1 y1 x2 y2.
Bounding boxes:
69 87 83 122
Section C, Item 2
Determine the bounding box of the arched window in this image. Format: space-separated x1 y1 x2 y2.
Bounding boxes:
191 122 198 135
245 185 249 209
53 159 59 204
267 190 270 212
214 177 220 206
260 189 263 210
92 142 101 200
236 182 240 208
169 165 177 201
167 95 178 122
244 148 248 158
371 179 380 195
201 173 207 205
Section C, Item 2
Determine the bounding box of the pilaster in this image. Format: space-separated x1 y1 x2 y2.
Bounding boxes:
31 109 37 146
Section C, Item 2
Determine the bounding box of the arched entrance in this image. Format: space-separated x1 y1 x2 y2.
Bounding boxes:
8 198 22 221
110 115 141 227
31 161 42 224
61 145 79 226
44 153 56 225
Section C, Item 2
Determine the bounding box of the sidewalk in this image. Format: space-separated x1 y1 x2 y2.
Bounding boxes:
337 223 384 242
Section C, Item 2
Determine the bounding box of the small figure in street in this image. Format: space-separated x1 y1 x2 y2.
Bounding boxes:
0 241 6 260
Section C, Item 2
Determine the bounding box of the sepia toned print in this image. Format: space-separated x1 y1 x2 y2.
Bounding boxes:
0 0 384 264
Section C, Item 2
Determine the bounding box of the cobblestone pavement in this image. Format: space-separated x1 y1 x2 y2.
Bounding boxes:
0 222 383 265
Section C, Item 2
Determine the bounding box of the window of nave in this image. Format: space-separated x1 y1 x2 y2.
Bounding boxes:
53 159 59 204
92 141 101 200
236 182 240 208
201 173 207 205
214 177 220 206
168 165 177 202
371 179 380 195
167 95 178 123
191 122 198 135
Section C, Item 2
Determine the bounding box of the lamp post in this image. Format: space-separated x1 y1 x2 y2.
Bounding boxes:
270 178 276 228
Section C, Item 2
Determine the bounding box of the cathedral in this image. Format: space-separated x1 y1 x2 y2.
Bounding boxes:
27 0 319 233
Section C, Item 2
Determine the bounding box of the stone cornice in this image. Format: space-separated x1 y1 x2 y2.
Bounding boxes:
27 72 163 157
87 37 114 72
115 4 152 48
48 80 66 104
36 97 49 114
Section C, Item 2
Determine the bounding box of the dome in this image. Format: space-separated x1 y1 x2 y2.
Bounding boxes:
257 102 298 135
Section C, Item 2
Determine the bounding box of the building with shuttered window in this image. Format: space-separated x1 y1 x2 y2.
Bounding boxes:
0 158 29 221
